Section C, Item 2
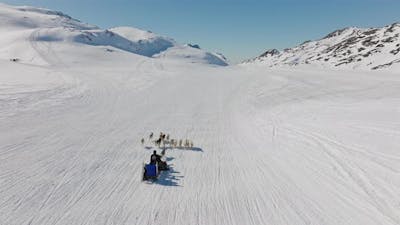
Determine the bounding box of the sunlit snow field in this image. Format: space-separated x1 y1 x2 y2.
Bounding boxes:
1 3 400 225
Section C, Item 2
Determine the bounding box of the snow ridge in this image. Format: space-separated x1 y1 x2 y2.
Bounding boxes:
0 3 228 66
245 23 400 70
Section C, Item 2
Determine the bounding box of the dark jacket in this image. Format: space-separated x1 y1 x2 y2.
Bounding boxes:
150 153 161 164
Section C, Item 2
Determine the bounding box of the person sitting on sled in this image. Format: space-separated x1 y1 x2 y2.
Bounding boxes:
150 150 169 170
150 150 161 165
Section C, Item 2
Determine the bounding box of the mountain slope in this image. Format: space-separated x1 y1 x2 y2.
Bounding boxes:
154 45 228 66
0 3 97 30
0 3 228 66
109 26 175 57
245 23 400 70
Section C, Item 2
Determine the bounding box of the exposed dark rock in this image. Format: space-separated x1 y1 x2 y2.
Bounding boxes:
300 40 312 45
372 58 400 70
363 29 378 36
390 47 400 55
386 22 400 33
188 44 200 49
382 37 396 43
259 49 280 58
362 38 379 47
363 49 379 57
323 28 350 39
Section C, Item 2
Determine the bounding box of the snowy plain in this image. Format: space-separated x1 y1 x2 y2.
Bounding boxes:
1 3 400 225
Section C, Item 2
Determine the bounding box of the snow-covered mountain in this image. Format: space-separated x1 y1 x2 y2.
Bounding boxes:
0 3 227 66
154 45 228 66
245 23 400 70
109 26 175 57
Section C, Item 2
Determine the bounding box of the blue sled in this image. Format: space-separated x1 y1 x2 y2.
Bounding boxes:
142 163 158 181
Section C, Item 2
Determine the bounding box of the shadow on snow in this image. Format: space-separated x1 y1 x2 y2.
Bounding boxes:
155 164 183 187
142 156 184 187
142 146 200 187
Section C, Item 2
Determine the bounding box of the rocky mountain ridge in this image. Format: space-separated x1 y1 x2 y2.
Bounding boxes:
245 23 400 70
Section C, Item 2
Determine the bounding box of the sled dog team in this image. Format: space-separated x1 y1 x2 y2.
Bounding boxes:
141 132 194 149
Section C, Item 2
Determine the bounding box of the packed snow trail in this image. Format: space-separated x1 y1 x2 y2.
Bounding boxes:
1 50 400 225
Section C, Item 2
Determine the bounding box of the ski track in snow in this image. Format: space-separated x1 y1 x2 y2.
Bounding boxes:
1 38 400 225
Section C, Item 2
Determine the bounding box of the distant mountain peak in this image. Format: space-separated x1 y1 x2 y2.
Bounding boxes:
323 27 355 39
0 3 228 66
259 49 280 57
245 23 400 70
187 44 201 49
16 5 73 20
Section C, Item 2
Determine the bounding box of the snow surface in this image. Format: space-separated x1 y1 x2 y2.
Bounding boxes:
1 3 400 225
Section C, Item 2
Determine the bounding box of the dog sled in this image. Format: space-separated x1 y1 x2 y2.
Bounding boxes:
142 160 169 181
142 163 159 181
142 162 169 181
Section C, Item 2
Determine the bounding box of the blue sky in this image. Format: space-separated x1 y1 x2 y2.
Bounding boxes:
2 0 400 62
